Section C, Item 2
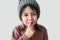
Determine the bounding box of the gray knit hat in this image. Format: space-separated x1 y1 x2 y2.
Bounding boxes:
18 0 40 20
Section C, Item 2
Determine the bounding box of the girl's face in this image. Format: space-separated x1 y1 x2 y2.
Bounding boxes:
21 6 37 27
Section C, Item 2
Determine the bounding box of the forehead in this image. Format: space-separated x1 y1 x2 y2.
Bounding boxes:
22 6 36 14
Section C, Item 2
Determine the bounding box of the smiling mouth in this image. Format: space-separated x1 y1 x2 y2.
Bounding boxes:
27 21 34 25
30 22 33 25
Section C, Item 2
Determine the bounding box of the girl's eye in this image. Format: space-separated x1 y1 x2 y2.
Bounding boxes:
32 13 37 15
24 14 28 16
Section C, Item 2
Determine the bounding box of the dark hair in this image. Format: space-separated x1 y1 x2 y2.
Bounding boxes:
19 4 39 21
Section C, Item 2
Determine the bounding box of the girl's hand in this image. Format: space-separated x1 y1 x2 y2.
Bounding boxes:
25 22 35 38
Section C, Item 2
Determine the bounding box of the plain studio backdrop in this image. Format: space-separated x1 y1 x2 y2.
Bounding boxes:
0 0 60 40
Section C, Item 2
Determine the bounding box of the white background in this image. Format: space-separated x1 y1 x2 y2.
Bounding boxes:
0 0 60 40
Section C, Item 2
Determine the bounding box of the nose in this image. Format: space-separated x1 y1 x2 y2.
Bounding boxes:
28 15 33 21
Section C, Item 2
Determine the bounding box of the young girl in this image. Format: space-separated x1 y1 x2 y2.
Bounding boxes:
11 0 48 40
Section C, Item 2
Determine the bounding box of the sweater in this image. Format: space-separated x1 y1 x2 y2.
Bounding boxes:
11 24 48 40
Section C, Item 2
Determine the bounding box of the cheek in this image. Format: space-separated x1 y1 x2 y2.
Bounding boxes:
33 16 37 21
22 17 28 24
34 17 37 24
